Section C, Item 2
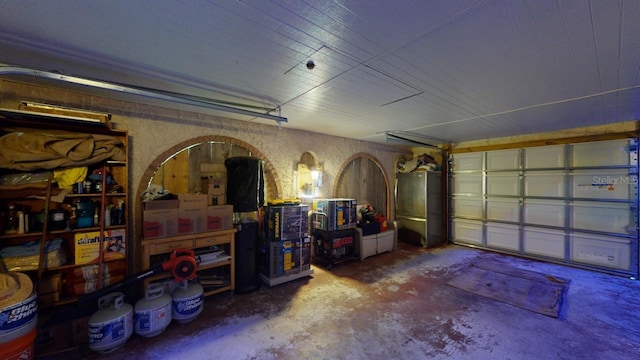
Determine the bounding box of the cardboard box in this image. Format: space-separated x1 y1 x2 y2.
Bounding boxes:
312 198 357 231
207 205 233 230
74 229 126 265
265 204 309 241
209 194 226 206
178 194 208 234
202 177 226 196
207 178 227 195
143 199 179 239
313 228 355 259
260 237 311 278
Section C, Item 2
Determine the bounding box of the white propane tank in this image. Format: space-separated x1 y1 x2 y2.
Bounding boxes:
134 283 172 337
88 292 133 354
172 280 203 324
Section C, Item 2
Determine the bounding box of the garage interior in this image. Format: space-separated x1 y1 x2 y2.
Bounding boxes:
0 1 639 359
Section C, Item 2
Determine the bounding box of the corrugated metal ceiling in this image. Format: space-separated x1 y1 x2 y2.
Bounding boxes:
0 0 638 145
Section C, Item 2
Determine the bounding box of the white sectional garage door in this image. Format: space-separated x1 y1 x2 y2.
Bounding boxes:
450 139 639 278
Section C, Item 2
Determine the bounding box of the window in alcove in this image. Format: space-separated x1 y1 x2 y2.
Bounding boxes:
148 140 278 201
297 151 323 199
334 156 389 218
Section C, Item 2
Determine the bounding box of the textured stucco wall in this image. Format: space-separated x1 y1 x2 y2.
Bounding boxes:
0 80 410 233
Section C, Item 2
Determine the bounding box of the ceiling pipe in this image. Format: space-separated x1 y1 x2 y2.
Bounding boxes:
0 65 288 124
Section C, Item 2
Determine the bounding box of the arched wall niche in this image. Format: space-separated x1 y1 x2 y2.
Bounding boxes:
134 135 281 269
333 152 391 218
297 151 323 198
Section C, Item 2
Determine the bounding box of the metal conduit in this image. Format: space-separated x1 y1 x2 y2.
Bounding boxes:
0 65 287 124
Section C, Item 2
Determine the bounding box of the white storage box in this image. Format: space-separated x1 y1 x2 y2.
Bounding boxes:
486 172 519 196
357 227 395 261
359 232 377 261
452 219 483 245
452 173 483 195
523 199 565 227
571 169 633 200
486 198 519 222
524 145 565 168
524 171 565 197
377 230 395 253
570 201 633 234
452 153 483 171
570 232 631 270
523 227 565 259
486 149 520 170
486 222 520 251
571 140 630 167
451 196 483 218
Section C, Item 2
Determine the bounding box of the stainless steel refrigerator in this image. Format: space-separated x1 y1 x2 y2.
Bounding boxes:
395 171 442 248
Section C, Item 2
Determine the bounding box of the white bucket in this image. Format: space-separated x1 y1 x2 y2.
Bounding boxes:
0 273 37 360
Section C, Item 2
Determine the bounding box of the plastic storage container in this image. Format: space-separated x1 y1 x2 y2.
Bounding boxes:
0 274 37 360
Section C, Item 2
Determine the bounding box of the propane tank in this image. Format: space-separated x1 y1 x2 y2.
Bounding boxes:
88 292 133 353
134 283 172 337
172 280 203 324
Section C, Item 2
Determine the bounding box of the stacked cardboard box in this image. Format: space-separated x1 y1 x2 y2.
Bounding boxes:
264 204 309 241
259 203 312 283
142 199 179 239
202 176 227 206
207 204 233 231
143 195 233 239
311 198 357 231
260 237 311 278
178 193 208 234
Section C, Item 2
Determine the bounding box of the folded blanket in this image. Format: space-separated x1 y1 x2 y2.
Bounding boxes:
0 238 67 271
1 249 67 271
0 238 63 257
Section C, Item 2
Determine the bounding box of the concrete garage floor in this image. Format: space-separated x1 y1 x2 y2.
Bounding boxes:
80 243 640 360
